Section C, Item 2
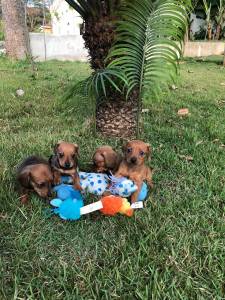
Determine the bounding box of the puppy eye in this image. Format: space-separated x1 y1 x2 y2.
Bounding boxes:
59 152 64 158
139 151 145 157
38 182 46 188
127 148 132 153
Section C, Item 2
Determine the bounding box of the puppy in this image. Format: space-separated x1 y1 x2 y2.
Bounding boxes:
16 156 53 204
115 140 153 203
92 146 121 174
49 141 82 190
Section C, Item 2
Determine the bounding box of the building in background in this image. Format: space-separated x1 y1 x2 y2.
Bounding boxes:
50 0 82 36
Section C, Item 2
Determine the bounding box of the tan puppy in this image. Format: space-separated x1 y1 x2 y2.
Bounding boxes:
115 140 153 203
49 141 82 190
92 146 121 174
16 156 53 204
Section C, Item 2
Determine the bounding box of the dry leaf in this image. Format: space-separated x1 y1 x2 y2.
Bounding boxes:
178 154 193 161
195 140 203 146
142 109 150 113
220 83 225 86
178 108 189 116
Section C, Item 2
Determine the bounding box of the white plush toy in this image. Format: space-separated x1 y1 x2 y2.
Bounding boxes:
79 172 109 196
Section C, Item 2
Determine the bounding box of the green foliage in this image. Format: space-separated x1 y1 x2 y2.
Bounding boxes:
83 0 190 101
64 0 122 20
1 56 225 299
107 0 190 98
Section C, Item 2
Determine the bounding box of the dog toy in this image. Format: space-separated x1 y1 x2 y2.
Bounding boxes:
108 175 137 197
51 197 84 220
50 184 84 220
138 182 148 201
79 172 109 196
100 195 133 217
109 175 149 201
53 184 82 200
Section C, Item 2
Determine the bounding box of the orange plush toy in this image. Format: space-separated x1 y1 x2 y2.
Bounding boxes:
100 195 133 217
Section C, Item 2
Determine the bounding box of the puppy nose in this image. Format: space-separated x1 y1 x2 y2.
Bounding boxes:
64 162 70 168
131 157 137 163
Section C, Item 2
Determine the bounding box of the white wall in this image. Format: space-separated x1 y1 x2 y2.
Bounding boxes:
30 33 88 61
29 33 225 61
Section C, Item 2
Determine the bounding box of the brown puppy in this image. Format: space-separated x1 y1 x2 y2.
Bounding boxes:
92 146 121 174
115 140 153 203
49 141 82 190
16 156 53 204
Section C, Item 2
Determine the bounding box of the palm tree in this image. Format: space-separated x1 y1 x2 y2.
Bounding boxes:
215 0 225 40
65 0 190 137
65 0 121 70
1 0 31 59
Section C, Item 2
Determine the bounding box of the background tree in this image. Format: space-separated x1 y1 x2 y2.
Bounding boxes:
65 0 189 138
1 0 31 59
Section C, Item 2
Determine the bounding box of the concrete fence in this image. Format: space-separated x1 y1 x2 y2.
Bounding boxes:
1 33 225 60
184 41 225 57
30 33 88 61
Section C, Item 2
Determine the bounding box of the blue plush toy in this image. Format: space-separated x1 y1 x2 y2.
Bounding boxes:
50 184 84 220
138 182 148 201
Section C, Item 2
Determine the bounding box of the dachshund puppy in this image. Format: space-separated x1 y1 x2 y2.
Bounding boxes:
49 141 82 190
115 140 153 203
92 146 121 174
16 156 53 204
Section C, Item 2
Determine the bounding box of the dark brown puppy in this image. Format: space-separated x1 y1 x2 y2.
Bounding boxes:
115 140 153 203
92 146 121 174
16 156 53 204
49 141 82 190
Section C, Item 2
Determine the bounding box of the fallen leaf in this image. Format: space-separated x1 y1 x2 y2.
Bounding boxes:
178 108 189 116
220 83 225 86
195 140 203 146
212 139 220 143
188 70 194 73
178 154 193 161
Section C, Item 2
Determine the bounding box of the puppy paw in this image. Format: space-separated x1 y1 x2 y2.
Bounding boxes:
20 194 29 204
74 183 83 191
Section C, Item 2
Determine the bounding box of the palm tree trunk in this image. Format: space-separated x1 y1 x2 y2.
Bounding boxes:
216 25 221 40
96 90 139 137
1 0 31 59
207 24 212 40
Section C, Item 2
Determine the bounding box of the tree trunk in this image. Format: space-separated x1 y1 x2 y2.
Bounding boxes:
223 46 225 66
1 0 31 59
216 25 221 40
96 90 140 138
207 23 212 40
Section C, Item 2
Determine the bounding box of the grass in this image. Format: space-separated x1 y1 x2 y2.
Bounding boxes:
0 55 225 299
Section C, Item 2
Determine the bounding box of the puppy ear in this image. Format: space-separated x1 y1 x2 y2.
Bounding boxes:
73 144 79 154
17 170 31 188
102 151 118 169
146 143 151 159
54 141 63 154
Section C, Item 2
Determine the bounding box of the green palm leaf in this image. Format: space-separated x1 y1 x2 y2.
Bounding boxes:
107 0 190 98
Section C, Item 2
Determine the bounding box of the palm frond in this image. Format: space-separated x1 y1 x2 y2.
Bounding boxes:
64 0 122 20
64 68 128 101
107 0 190 98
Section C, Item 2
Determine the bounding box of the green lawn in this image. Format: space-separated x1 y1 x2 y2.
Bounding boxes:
0 55 225 299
